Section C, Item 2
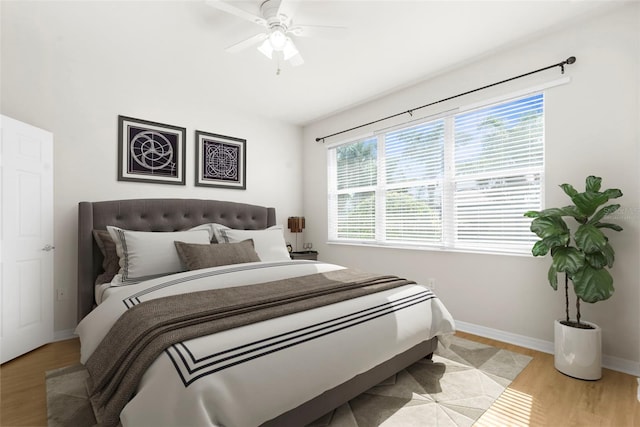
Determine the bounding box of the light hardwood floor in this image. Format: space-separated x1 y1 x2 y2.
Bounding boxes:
1 338 80 427
1 332 638 426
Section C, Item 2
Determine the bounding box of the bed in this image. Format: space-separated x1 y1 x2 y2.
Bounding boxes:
76 198 455 427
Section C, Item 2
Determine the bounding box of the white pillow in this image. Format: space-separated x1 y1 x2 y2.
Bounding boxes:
107 226 211 284
216 226 290 262
192 223 228 243
188 223 217 242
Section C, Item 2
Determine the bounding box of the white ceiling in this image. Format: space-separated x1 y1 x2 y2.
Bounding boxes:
63 0 622 126
196 0 622 125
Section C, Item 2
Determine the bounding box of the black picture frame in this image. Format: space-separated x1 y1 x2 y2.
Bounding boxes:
195 130 246 190
117 115 186 185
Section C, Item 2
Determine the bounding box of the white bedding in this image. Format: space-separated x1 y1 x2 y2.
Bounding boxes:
76 260 456 427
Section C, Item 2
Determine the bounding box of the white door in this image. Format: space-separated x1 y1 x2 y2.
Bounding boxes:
0 115 54 364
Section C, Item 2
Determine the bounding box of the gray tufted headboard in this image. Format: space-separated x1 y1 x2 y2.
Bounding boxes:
77 198 276 322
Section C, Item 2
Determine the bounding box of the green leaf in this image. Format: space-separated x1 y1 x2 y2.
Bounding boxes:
560 183 578 198
572 266 614 303
603 188 623 199
588 204 620 225
575 224 607 253
585 176 602 192
531 240 549 257
530 216 569 239
548 265 558 291
585 243 615 269
526 207 579 219
539 207 570 217
571 191 610 217
551 247 585 274
596 223 623 232
542 234 570 250
559 205 588 223
602 242 615 268
585 252 607 269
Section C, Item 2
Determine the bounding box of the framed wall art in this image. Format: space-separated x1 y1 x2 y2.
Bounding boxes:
118 115 186 185
195 130 246 189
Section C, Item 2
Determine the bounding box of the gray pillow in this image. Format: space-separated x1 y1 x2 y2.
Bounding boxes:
174 239 260 271
92 229 120 285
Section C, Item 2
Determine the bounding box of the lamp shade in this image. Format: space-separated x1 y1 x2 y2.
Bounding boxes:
257 39 274 59
282 38 299 61
288 216 305 233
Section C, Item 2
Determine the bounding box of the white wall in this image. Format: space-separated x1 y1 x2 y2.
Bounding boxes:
2 1 638 372
303 4 640 371
1 1 303 334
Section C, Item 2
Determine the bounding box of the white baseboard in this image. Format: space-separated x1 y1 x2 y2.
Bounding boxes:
52 328 77 342
455 320 640 377
455 320 554 353
602 353 640 378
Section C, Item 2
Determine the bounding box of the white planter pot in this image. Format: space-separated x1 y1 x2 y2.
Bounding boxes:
554 319 602 380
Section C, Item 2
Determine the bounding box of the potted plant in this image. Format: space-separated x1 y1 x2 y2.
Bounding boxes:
524 176 623 380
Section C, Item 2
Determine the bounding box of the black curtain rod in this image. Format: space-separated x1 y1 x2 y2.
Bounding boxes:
316 56 576 143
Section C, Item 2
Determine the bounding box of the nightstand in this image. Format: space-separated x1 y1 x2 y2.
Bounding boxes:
290 251 318 261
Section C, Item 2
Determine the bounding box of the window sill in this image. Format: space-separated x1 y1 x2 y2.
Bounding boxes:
326 240 532 258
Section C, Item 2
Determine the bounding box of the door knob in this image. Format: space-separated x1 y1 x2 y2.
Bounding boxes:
41 244 55 252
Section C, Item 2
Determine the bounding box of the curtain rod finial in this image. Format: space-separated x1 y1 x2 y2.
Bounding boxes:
566 56 576 64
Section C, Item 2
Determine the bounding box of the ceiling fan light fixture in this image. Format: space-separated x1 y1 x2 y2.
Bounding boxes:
208 0 349 70
268 27 287 51
257 39 274 59
282 38 298 61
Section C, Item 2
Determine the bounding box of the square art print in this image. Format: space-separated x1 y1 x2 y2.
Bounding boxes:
195 130 246 189
118 116 186 185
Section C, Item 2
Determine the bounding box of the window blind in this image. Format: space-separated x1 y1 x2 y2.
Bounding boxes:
330 137 377 240
327 93 544 255
450 94 544 252
384 121 444 243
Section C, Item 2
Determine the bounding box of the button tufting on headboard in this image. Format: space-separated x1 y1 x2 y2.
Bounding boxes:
77 199 277 322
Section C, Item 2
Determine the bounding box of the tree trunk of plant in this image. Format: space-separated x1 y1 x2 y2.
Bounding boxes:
564 273 570 323
576 297 581 325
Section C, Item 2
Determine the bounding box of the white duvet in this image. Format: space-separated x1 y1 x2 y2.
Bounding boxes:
76 260 456 427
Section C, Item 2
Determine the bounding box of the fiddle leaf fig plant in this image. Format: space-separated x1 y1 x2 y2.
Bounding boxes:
524 176 623 328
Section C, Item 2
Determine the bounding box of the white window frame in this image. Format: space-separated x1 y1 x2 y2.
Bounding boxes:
327 89 550 256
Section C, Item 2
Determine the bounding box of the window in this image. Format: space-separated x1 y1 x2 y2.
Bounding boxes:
327 93 544 255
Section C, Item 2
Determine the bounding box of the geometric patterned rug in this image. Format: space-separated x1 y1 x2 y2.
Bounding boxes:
46 364 96 427
308 336 532 427
46 336 531 427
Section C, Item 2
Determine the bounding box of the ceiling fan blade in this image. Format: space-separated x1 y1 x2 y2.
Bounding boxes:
226 33 268 53
289 25 348 39
205 0 267 26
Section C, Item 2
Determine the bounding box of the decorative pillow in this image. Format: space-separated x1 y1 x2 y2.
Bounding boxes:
216 226 290 262
193 223 231 243
106 226 211 284
92 230 120 285
174 240 260 271
185 223 217 243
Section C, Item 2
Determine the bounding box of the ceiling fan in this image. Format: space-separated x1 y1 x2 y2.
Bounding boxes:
206 0 346 67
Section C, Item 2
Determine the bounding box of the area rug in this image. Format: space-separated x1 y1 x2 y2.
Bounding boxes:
46 336 531 427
